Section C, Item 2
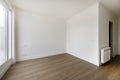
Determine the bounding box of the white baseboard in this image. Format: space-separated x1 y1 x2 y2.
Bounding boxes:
67 52 99 66
17 52 66 62
0 60 12 79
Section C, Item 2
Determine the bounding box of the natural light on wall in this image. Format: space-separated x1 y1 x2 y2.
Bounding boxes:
0 4 6 65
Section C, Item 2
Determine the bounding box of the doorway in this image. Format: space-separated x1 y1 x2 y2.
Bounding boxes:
109 21 113 58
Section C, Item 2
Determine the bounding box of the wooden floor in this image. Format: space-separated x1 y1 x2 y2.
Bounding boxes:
1 54 120 80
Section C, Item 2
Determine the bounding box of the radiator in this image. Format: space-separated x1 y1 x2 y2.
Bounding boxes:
101 47 111 64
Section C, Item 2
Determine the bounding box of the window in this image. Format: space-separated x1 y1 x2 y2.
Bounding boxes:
0 4 12 65
0 5 7 65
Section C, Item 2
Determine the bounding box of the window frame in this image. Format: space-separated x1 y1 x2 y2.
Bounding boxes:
0 2 14 66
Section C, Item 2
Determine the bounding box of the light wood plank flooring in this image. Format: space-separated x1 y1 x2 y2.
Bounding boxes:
1 54 120 80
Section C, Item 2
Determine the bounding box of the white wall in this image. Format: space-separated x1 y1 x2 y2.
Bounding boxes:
66 3 99 66
99 3 118 62
16 9 66 61
15 2 119 66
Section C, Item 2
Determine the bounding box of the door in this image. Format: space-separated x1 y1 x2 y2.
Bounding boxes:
109 21 113 58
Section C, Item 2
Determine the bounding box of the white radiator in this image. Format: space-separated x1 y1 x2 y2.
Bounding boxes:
101 47 111 64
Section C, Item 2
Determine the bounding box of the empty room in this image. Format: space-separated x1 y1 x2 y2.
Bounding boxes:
0 0 120 80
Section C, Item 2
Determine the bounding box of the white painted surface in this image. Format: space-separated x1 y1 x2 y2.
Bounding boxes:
9 0 119 64
0 0 119 79
99 3 118 61
100 0 120 17
66 3 99 66
11 9 16 64
12 0 100 19
101 47 111 64
16 9 66 61
11 0 120 18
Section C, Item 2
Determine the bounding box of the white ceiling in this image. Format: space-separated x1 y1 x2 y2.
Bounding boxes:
100 0 120 17
11 0 100 19
11 0 120 19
